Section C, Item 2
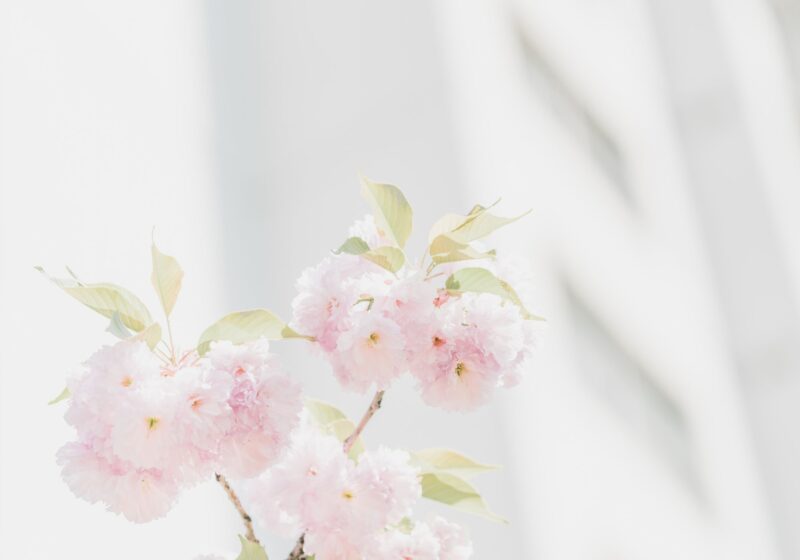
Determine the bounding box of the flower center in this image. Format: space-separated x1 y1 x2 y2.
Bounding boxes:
341 490 355 500
455 361 467 377
191 398 203 410
368 332 380 345
147 417 160 431
121 375 133 387
432 336 445 347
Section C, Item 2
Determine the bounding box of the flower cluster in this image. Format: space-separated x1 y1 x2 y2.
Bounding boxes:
46 179 540 559
58 338 301 522
291 215 536 410
247 424 473 560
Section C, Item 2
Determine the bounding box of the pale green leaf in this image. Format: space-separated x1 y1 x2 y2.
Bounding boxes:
327 418 365 460
360 176 413 249
427 213 470 244
48 386 70 405
151 242 183 317
430 236 496 265
106 311 133 339
420 472 506 523
305 398 348 425
411 449 499 478
197 309 312 356
236 535 269 560
446 208 530 245
131 322 162 350
305 399 364 459
37 267 153 332
394 517 415 534
428 201 528 253
445 267 541 320
334 237 370 255
362 246 405 273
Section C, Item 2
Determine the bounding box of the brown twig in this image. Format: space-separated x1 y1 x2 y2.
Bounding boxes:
286 390 386 559
216 472 259 544
343 390 384 453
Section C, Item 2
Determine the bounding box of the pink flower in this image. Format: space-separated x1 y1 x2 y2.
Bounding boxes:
372 523 440 560
355 447 420 524
207 340 302 478
58 439 178 523
59 337 301 521
259 427 350 530
291 256 373 351
333 313 406 392
431 516 473 560
64 340 161 440
410 320 501 412
109 385 182 470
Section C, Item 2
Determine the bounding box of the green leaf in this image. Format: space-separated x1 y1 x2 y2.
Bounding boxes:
36 267 153 332
361 246 405 273
48 386 70 405
131 322 162 350
430 237 496 265
305 398 348 425
360 176 413 249
445 267 541 320
305 399 365 459
236 535 268 560
334 237 370 256
411 449 500 478
197 309 312 356
151 242 183 317
430 207 529 247
420 472 506 523
106 311 133 339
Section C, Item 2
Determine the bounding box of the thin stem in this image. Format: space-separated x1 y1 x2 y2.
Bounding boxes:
343 390 385 453
287 535 306 560
216 473 259 544
165 316 177 364
286 390 386 559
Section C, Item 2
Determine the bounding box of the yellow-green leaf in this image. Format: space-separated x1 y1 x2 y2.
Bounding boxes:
360 176 413 249
48 386 70 405
420 472 506 523
446 209 530 245
445 267 541 320
131 322 162 350
197 309 312 356
236 535 268 560
334 237 370 256
151 242 183 317
305 399 365 460
411 449 499 478
106 311 133 339
430 236 496 265
362 246 405 273
37 267 153 332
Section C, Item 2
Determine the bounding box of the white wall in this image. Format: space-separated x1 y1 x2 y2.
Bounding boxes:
0 1 528 558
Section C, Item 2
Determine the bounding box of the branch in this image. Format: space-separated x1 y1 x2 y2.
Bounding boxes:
286 390 386 559
343 390 384 453
216 473 259 544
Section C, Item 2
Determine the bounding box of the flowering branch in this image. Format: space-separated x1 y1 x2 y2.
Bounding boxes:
287 389 386 559
216 473 259 544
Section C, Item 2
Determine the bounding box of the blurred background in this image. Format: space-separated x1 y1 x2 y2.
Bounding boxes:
2 0 800 558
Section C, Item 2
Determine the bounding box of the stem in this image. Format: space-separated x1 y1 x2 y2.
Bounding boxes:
165 316 177 364
287 535 306 560
343 390 384 453
286 390 386 559
216 473 259 544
